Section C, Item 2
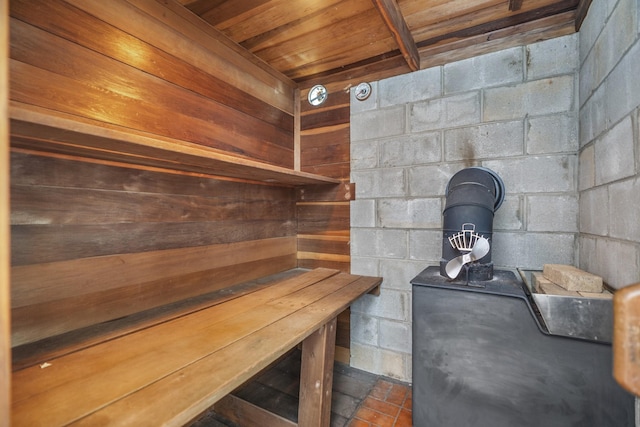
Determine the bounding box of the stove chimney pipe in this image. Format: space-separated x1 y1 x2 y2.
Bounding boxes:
440 167 505 281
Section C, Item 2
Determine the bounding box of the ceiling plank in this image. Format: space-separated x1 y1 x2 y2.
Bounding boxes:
370 0 420 71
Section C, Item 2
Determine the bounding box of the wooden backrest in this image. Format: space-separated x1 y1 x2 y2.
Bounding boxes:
10 152 298 346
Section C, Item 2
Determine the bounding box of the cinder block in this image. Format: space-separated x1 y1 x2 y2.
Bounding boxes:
444 120 524 161
410 92 480 132
484 75 574 121
543 264 603 292
526 34 578 80
351 106 405 142
379 66 442 106
594 115 635 186
444 47 523 94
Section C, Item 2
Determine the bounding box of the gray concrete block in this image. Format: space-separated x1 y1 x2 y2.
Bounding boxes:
379 319 412 354
379 259 427 290
409 230 443 262
484 75 575 121
351 229 408 259
526 114 578 155
378 198 442 229
408 163 462 197
351 106 406 142
604 40 640 130
527 194 578 232
594 115 635 185
350 312 379 346
350 199 376 228
350 140 378 171
579 186 609 236
493 196 523 231
410 92 481 132
491 232 575 270
380 132 441 167
444 47 523 93
484 155 577 194
590 238 639 289
609 177 640 242
579 85 607 145
578 144 595 191
595 0 637 94
527 34 578 80
579 0 610 64
444 120 524 161
379 66 442 106
352 169 405 198
351 288 411 322
350 257 379 276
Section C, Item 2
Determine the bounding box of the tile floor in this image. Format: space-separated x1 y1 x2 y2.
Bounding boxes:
192 349 412 427
347 379 412 427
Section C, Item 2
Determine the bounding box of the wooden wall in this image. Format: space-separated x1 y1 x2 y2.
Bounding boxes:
297 89 352 272
8 0 303 348
10 152 297 346
10 0 296 168
297 88 353 359
1 0 11 423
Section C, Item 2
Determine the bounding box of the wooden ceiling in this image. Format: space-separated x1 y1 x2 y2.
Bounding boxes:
179 0 590 88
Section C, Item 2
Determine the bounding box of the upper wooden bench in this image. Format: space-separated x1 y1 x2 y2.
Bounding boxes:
11 268 381 427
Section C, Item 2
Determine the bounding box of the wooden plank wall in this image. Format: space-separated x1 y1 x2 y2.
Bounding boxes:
298 89 351 272
10 152 298 346
298 88 353 359
9 0 296 168
1 0 11 423
8 0 301 348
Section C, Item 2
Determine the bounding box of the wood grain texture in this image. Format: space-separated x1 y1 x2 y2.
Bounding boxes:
10 103 340 185
12 238 297 345
0 0 11 424
299 317 337 427
9 0 302 169
613 283 640 396
11 269 382 427
372 0 420 71
214 394 296 427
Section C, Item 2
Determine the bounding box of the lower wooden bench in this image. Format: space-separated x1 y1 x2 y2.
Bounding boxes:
11 268 381 427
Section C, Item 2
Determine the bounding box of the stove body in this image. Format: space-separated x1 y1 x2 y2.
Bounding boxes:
411 267 635 427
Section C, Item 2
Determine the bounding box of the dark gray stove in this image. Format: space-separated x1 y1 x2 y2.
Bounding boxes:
411 266 635 427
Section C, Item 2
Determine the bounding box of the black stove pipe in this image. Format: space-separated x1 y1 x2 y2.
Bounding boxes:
439 167 505 281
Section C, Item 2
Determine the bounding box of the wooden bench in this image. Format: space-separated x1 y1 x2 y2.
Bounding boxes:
11 268 381 427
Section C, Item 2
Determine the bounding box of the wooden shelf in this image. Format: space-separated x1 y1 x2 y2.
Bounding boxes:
10 103 340 186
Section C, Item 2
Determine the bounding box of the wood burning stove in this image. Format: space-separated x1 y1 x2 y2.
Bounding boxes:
411 168 635 426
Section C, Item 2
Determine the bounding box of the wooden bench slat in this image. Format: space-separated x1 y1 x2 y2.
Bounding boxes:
12 269 381 427
71 274 381 427
12 268 341 404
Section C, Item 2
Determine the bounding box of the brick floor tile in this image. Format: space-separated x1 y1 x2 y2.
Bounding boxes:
395 409 412 427
348 418 371 427
369 380 394 400
385 384 408 406
354 407 395 427
362 396 401 418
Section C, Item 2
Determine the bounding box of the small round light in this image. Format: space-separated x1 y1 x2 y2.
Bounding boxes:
308 84 328 106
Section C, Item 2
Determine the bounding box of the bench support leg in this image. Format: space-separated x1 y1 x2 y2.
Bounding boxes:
298 317 337 427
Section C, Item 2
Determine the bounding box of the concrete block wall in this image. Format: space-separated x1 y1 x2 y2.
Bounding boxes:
350 34 580 381
579 0 640 291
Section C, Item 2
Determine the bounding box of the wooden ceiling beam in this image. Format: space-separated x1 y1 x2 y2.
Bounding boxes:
370 0 420 71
